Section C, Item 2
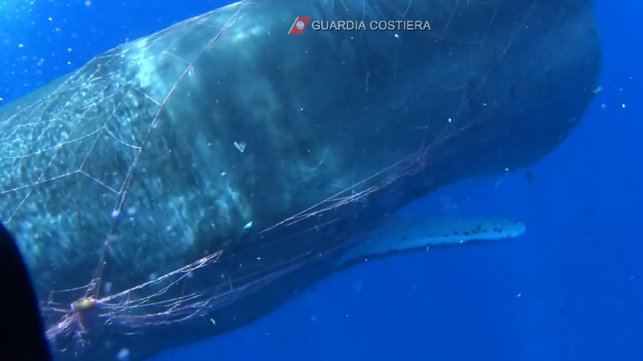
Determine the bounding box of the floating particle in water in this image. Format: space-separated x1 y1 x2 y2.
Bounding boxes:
352 279 363 293
234 141 246 153
592 86 602 94
104 282 112 294
601 104 606 109
116 348 129 361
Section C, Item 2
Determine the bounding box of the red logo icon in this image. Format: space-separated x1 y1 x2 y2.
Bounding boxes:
288 17 311 34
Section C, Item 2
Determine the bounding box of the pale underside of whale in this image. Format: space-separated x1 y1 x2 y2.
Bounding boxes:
337 215 526 268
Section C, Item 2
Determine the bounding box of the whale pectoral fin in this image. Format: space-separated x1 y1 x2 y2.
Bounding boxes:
335 217 525 268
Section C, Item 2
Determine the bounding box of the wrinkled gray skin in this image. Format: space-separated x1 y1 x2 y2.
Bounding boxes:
0 0 600 360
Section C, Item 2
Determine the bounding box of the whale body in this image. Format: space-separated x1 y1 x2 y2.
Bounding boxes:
0 0 600 359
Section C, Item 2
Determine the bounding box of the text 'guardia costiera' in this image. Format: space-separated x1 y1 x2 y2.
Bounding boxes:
311 20 432 32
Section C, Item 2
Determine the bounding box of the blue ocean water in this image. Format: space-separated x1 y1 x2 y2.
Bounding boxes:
0 1 640 361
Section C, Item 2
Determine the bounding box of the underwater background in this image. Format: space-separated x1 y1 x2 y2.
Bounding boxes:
0 0 640 360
